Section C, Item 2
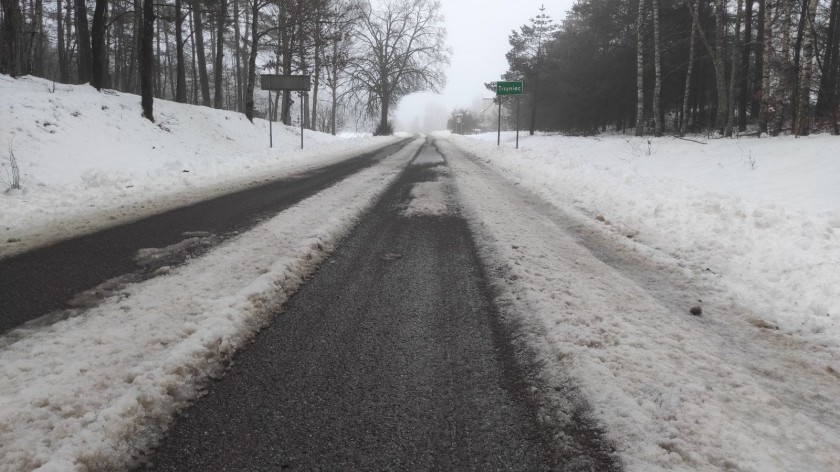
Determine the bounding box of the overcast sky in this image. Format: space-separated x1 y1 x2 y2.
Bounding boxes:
393 0 576 130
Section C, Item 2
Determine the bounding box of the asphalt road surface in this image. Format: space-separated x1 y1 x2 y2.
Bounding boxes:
143 142 618 471
0 139 410 334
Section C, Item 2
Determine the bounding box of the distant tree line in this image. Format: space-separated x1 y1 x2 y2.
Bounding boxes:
0 0 448 134
505 0 840 137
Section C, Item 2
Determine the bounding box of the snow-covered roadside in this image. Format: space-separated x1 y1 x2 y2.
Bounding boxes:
439 139 840 471
439 131 840 348
1 75 397 258
0 138 422 472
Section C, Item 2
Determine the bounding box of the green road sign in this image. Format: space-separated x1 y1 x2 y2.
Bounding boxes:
496 81 523 95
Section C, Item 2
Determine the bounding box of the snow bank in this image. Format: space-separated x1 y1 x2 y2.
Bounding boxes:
0 74 396 257
440 137 840 472
441 131 840 347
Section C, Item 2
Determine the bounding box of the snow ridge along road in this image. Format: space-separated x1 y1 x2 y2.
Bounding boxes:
438 137 840 471
0 139 422 471
0 138 411 334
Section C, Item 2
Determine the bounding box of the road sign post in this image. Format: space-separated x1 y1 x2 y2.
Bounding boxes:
495 81 523 147
260 74 311 149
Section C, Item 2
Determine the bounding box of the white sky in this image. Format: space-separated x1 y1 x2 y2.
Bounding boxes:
394 0 575 130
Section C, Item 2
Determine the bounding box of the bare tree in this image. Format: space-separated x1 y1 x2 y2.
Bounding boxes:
26 0 43 75
323 0 360 135
349 0 449 135
140 0 156 121
192 0 211 106
214 0 228 109
174 0 187 102
726 0 744 137
759 0 772 135
796 0 820 136
91 0 108 90
635 0 645 136
76 0 93 83
652 0 663 137
0 0 24 76
680 0 699 136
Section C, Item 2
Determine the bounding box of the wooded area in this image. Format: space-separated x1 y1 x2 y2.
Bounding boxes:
504 0 840 137
0 0 448 133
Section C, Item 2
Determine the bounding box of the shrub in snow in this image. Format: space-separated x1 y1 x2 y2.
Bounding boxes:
1 140 22 191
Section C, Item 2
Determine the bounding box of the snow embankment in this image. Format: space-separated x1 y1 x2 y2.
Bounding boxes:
439 137 840 472
0 74 394 257
442 131 840 347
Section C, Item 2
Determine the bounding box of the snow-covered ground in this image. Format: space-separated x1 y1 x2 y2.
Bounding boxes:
3 73 840 471
438 132 840 471
444 131 840 346
0 75 396 258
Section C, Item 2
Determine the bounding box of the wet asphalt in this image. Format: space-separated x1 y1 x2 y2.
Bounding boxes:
143 143 559 471
0 139 410 334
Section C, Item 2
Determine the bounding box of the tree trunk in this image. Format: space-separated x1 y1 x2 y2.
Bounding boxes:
312 3 323 131
76 0 92 84
816 0 840 133
726 0 744 137
155 3 161 97
752 0 765 121
192 0 211 106
713 0 727 133
652 0 663 136
281 9 293 125
635 0 646 136
58 0 69 81
26 0 43 75
128 0 141 93
681 0 700 136
140 0 155 122
379 89 390 133
91 0 108 90
0 0 24 77
330 40 338 135
759 0 772 135
214 0 227 109
65 0 74 80
235 0 244 112
189 9 199 104
244 0 260 122
175 0 187 102
299 26 310 130
796 0 819 136
738 0 753 131
775 0 793 135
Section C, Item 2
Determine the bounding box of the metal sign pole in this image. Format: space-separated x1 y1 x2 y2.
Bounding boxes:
497 97 502 146
269 89 273 148
300 91 304 149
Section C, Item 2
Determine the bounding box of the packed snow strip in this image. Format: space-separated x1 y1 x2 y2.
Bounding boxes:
438 139 840 472
439 132 840 349
401 180 452 217
0 74 398 258
0 138 422 472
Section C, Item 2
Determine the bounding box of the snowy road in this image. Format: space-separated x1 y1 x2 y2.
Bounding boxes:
143 142 616 470
1 134 838 471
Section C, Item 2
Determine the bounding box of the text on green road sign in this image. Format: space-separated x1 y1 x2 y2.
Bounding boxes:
496 81 523 95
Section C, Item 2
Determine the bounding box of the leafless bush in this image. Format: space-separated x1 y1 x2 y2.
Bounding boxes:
1 139 22 191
